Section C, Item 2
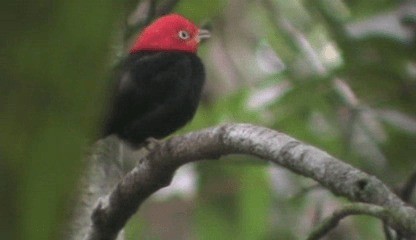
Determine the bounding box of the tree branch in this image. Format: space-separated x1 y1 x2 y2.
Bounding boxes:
306 203 388 240
83 123 416 240
66 137 127 240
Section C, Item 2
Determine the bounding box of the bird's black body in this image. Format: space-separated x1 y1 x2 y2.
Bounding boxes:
102 51 205 147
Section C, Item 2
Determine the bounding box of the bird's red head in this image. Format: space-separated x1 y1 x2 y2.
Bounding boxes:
130 14 210 54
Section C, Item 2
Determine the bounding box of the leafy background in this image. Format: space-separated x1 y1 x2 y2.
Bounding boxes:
1 0 415 239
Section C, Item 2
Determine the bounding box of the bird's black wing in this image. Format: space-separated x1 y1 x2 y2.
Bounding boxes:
102 51 204 146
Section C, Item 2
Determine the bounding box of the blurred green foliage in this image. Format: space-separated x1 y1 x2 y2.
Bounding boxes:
1 1 120 239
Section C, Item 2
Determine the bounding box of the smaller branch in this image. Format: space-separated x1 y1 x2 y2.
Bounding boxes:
383 222 396 240
124 0 180 42
156 0 180 16
397 170 416 240
262 0 327 76
124 0 157 41
144 0 158 25
306 203 388 240
402 169 416 204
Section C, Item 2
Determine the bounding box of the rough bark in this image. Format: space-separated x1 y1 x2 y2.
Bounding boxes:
73 124 416 240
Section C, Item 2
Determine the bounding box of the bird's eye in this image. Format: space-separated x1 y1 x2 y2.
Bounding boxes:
178 30 190 40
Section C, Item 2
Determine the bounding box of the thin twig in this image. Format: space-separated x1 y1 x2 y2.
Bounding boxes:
397 169 416 240
306 203 388 240
262 0 327 76
156 0 180 16
124 0 181 42
383 222 396 240
402 169 416 203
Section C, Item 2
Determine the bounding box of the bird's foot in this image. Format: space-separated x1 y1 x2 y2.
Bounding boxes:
144 137 161 151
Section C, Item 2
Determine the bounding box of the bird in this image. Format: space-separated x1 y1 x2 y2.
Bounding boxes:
102 14 210 148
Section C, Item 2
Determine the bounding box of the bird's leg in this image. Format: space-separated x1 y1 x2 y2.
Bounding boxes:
144 137 162 151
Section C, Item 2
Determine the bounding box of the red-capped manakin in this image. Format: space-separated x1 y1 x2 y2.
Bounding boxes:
102 14 210 147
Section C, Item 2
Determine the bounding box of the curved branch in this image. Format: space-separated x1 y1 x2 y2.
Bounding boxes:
83 123 416 240
306 203 388 240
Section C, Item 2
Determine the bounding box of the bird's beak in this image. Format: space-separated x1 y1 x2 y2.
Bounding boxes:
197 29 211 43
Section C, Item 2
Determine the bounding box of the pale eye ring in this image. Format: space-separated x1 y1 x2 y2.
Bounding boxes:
178 30 190 40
